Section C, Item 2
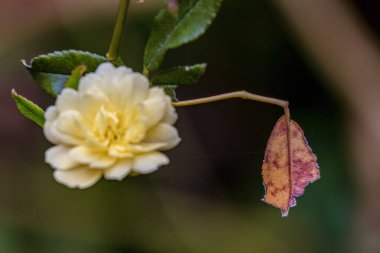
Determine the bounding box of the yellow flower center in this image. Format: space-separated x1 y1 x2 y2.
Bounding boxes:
92 106 146 150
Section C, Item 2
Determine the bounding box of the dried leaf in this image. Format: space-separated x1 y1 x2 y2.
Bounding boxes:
262 115 320 217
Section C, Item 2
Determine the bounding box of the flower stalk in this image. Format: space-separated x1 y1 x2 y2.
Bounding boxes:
173 90 290 117
107 0 130 61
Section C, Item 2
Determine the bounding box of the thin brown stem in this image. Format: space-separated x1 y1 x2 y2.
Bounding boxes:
173 90 289 113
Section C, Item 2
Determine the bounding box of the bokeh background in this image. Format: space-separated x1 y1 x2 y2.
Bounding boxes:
1 0 380 252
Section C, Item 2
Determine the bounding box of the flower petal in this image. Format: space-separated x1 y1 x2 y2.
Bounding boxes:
162 97 178 125
46 145 80 170
114 74 150 113
104 159 132 180
78 72 105 97
44 121 60 144
89 155 116 169
133 152 169 174
127 143 167 153
144 123 181 150
44 106 60 144
127 73 150 105
142 87 167 129
95 62 118 77
45 106 58 121
56 110 87 140
69 145 105 164
78 88 110 122
54 167 102 189
56 88 79 112
69 145 114 169
108 145 133 158
50 120 83 145
114 65 133 76
80 63 149 112
94 106 119 136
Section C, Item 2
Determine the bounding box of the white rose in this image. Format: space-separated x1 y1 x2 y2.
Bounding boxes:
44 63 181 189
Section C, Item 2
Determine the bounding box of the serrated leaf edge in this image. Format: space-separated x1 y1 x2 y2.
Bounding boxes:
145 0 222 70
152 63 207 85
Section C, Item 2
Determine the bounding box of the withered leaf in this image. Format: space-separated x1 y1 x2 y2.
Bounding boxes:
262 115 320 217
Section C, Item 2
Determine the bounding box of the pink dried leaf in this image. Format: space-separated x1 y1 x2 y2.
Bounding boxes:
262 115 320 217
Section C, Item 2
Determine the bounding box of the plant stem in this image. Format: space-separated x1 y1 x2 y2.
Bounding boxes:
107 0 130 61
173 90 290 116
143 67 150 77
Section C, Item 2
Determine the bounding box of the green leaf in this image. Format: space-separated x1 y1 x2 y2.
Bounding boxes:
23 69 68 97
152 63 206 86
29 50 108 74
144 0 223 71
64 65 87 90
113 56 126 66
11 89 45 127
23 50 122 96
161 85 178 101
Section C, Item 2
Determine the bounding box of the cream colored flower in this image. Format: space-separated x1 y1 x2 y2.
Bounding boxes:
44 63 181 189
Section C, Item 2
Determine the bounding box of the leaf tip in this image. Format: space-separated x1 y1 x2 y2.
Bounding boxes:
11 88 17 97
281 210 289 217
78 64 87 74
21 59 30 68
11 89 23 104
11 90 45 127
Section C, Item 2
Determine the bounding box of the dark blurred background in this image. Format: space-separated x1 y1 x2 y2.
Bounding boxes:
1 0 380 252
